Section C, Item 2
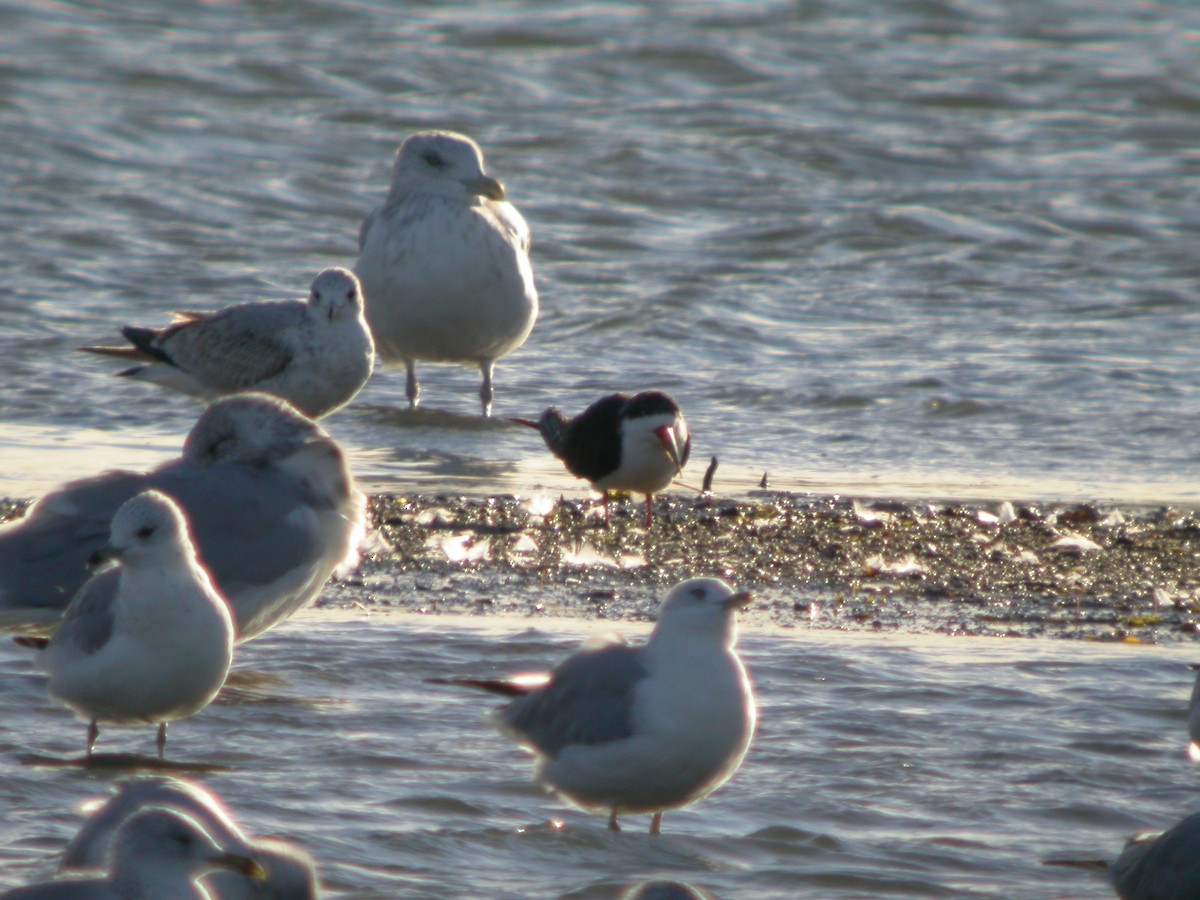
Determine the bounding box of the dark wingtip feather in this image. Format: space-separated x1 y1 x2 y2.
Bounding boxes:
120 326 173 364
536 408 571 457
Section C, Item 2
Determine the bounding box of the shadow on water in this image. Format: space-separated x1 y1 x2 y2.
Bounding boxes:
354 404 524 433
17 753 228 773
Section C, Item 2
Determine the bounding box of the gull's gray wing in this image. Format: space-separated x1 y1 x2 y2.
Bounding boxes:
140 301 305 391
153 463 324 591
49 569 119 656
501 641 648 757
0 470 148 612
358 204 382 253
1112 812 1200 899
0 458 327 637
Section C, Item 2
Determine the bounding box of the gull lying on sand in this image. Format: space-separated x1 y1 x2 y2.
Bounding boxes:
0 394 364 642
21 491 233 757
82 268 374 419
61 777 321 900
435 577 755 833
354 131 537 415
1 807 263 899
514 391 690 527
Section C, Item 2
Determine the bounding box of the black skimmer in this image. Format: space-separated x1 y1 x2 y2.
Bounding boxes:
515 391 690 526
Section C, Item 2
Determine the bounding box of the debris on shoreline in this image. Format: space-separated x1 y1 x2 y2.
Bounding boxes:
326 491 1200 644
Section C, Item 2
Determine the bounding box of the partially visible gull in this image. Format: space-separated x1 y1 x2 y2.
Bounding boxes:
1 807 263 899
354 131 537 415
435 577 755 833
23 491 233 757
514 391 690 527
81 267 374 419
1187 663 1200 761
1111 811 1200 899
0 393 364 642
61 777 321 900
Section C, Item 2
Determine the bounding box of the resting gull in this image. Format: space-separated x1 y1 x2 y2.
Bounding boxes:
514 391 690 527
354 131 537 415
81 267 374 419
0 393 364 642
21 491 233 757
1110 810 1200 899
1 807 263 899
435 577 755 833
61 777 320 900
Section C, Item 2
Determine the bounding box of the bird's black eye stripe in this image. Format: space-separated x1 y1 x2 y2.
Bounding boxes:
422 150 445 168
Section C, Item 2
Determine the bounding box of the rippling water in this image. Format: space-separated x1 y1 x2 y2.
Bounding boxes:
2 0 1199 501
0 612 1196 898
3 3 1200 896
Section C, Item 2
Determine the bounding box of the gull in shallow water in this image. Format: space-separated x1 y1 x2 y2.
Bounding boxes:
436 577 755 833
1186 662 1200 761
1110 810 1200 899
81 267 374 419
61 777 321 900
354 131 538 415
0 393 364 642
25 491 233 758
1 806 263 899
514 391 691 527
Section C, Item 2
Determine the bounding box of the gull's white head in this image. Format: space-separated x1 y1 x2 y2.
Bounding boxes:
94 490 195 571
390 130 507 202
111 807 264 889
183 394 330 466
652 577 752 648
307 266 369 326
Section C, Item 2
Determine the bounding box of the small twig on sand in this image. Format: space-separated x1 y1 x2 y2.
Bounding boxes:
701 456 718 494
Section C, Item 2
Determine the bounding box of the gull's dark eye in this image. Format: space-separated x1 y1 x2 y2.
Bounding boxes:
422 150 444 168
137 526 155 539
690 588 705 599
347 287 357 300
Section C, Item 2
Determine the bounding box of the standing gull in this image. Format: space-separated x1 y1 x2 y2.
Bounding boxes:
61 777 321 900
0 393 364 642
435 577 755 833
354 131 537 415
24 491 234 758
514 391 690 527
1 807 263 899
81 267 374 419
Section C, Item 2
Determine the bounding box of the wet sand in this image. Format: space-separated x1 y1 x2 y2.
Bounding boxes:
305 490 1200 645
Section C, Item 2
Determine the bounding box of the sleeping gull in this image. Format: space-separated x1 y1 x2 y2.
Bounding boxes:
81 267 374 419
60 777 321 899
1 806 263 899
513 391 690 527
0 393 364 642
19 490 233 758
435 577 755 833
1110 811 1200 899
354 130 538 415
